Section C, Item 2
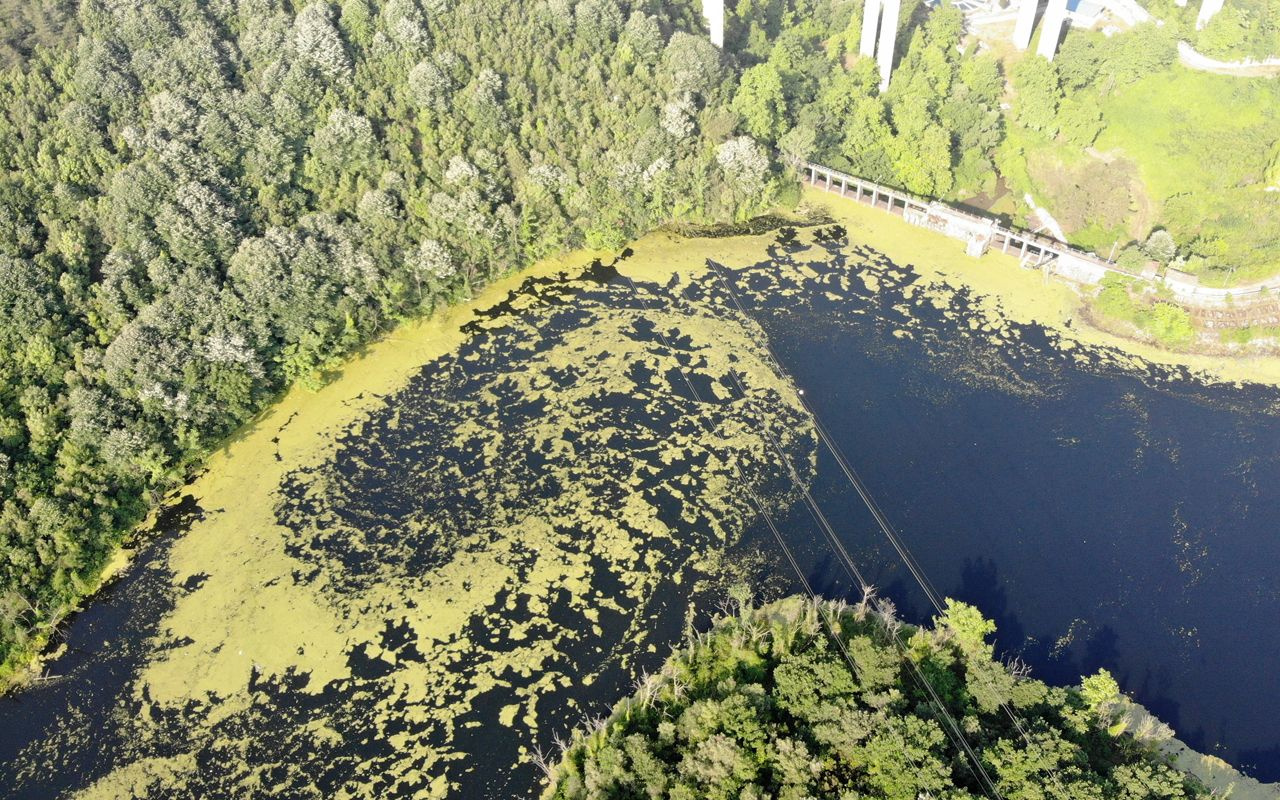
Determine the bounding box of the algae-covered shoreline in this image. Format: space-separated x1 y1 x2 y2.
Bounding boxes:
805 187 1280 389
16 192 1279 695
3 228 796 688
9 228 822 798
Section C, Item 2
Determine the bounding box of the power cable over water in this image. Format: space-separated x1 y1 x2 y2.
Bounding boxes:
621 274 956 797
717 352 1006 800
621 273 1005 800
697 253 1072 798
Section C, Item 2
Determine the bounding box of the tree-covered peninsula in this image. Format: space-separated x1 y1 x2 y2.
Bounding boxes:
545 594 1208 800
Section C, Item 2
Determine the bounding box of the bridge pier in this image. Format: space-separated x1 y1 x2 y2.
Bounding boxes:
1013 0 1038 50
1197 0 1224 28
860 0 882 57
1036 0 1069 60
877 0 901 90
702 0 725 47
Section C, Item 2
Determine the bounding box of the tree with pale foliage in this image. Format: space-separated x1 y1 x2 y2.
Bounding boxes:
716 136 770 193
293 2 351 79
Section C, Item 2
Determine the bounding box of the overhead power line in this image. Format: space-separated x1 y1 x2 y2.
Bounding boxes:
696 255 1071 799
622 274 1005 800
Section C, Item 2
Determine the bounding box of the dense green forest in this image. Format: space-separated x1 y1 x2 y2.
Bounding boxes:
726 0 1008 199
546 594 1208 800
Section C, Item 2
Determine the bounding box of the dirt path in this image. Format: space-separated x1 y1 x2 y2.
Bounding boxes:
1177 41 1280 78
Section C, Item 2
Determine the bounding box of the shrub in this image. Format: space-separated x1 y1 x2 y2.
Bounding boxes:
1144 302 1196 347
1095 275 1143 323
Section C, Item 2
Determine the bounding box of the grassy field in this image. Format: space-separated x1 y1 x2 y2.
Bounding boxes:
1009 63 1280 285
1096 69 1279 205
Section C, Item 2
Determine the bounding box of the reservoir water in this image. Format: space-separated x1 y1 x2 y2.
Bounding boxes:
1 225 1278 797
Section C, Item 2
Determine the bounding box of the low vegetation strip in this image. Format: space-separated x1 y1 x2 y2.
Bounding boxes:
1177 41 1280 75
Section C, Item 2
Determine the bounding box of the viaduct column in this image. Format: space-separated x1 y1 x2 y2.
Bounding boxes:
860 0 880 56
1035 0 1069 60
877 0 901 90
1012 0 1039 49
860 0 883 57
702 0 724 47
1196 0 1224 28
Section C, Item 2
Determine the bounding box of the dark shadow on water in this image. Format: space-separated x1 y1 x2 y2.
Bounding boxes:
953 557 1026 658
1133 665 1183 738
1082 625 1121 676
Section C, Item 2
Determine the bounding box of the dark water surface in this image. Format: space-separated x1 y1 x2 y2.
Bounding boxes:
2 226 1279 796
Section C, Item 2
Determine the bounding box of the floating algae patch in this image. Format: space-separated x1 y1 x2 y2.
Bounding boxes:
3 237 817 799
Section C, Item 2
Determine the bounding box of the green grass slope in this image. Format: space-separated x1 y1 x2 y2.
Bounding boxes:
1097 68 1280 284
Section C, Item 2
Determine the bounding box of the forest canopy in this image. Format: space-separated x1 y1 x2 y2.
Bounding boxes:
545 594 1209 800
0 0 78 68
